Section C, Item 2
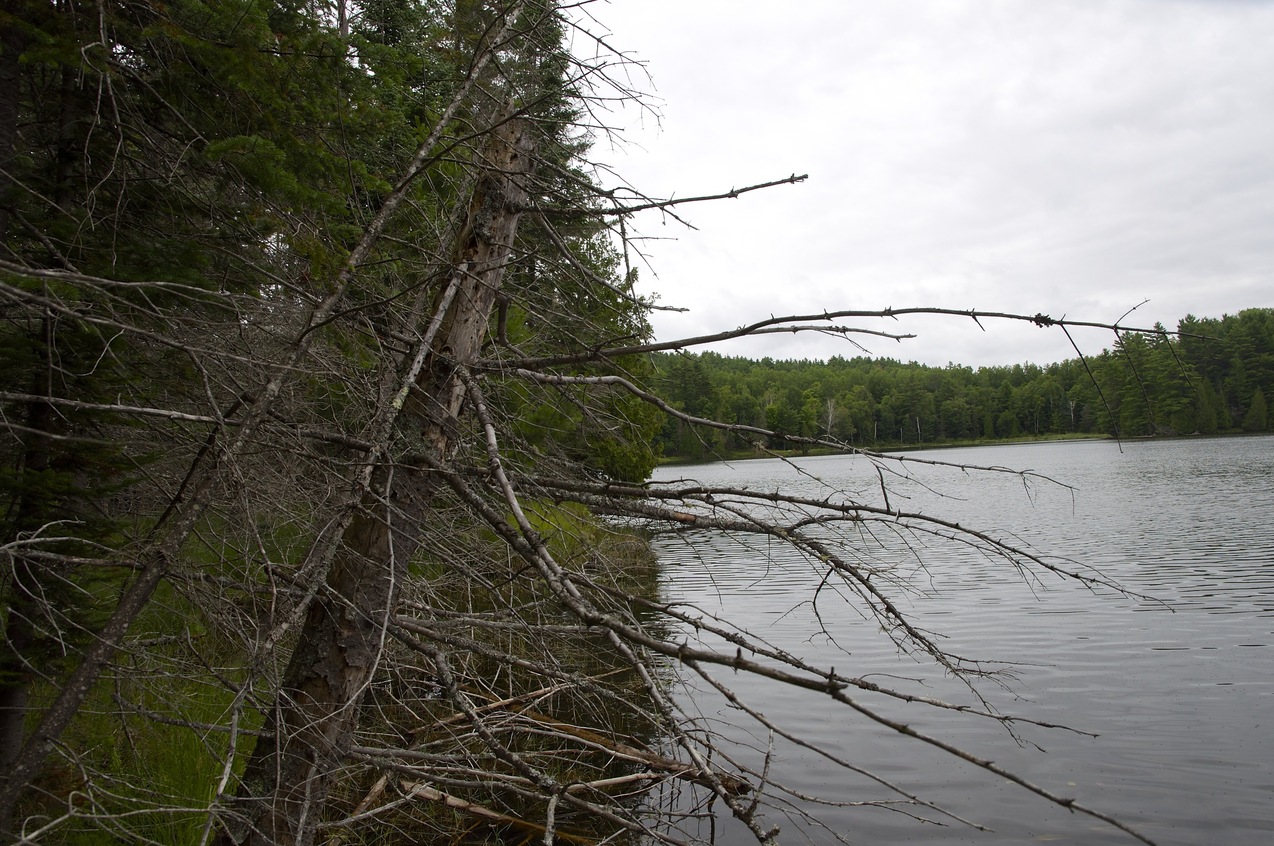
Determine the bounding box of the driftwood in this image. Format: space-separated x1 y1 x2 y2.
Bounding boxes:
432 678 752 797
329 674 751 844
396 674 750 796
399 782 597 845
506 706 752 797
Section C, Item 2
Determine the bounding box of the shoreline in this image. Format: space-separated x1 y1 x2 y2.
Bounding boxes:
655 429 1266 467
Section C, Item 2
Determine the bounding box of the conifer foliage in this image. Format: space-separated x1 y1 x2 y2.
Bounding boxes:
652 308 1274 459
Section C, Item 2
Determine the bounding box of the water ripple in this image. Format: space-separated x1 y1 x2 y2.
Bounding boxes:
651 434 1274 845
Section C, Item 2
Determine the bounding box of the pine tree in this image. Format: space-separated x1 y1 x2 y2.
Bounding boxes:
1244 387 1269 432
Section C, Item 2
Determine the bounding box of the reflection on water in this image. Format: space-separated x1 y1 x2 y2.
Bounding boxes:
650 435 1274 845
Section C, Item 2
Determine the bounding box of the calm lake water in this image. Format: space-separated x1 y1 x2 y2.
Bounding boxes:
648 435 1274 845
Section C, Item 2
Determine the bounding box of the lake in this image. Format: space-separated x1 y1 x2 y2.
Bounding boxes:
647 434 1274 845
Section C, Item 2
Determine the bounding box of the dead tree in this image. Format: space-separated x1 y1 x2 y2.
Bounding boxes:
221 111 539 846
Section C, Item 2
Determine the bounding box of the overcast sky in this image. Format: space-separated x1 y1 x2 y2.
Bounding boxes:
570 0 1274 368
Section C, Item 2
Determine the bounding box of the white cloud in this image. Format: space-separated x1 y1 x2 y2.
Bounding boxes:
581 0 1274 366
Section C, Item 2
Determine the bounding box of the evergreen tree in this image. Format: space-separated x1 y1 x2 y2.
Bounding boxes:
1244 387 1269 432
1195 380 1221 434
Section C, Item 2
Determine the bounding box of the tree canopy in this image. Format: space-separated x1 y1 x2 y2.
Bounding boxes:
652 309 1274 461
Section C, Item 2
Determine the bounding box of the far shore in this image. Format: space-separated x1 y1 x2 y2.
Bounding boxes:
654 430 1267 467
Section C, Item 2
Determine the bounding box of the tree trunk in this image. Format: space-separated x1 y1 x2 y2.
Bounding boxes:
0 311 61 835
0 22 88 825
221 115 536 846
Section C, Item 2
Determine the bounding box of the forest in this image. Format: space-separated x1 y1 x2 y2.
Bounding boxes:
655 309 1274 460
0 1 1204 844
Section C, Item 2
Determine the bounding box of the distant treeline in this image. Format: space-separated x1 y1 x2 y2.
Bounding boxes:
654 308 1274 459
